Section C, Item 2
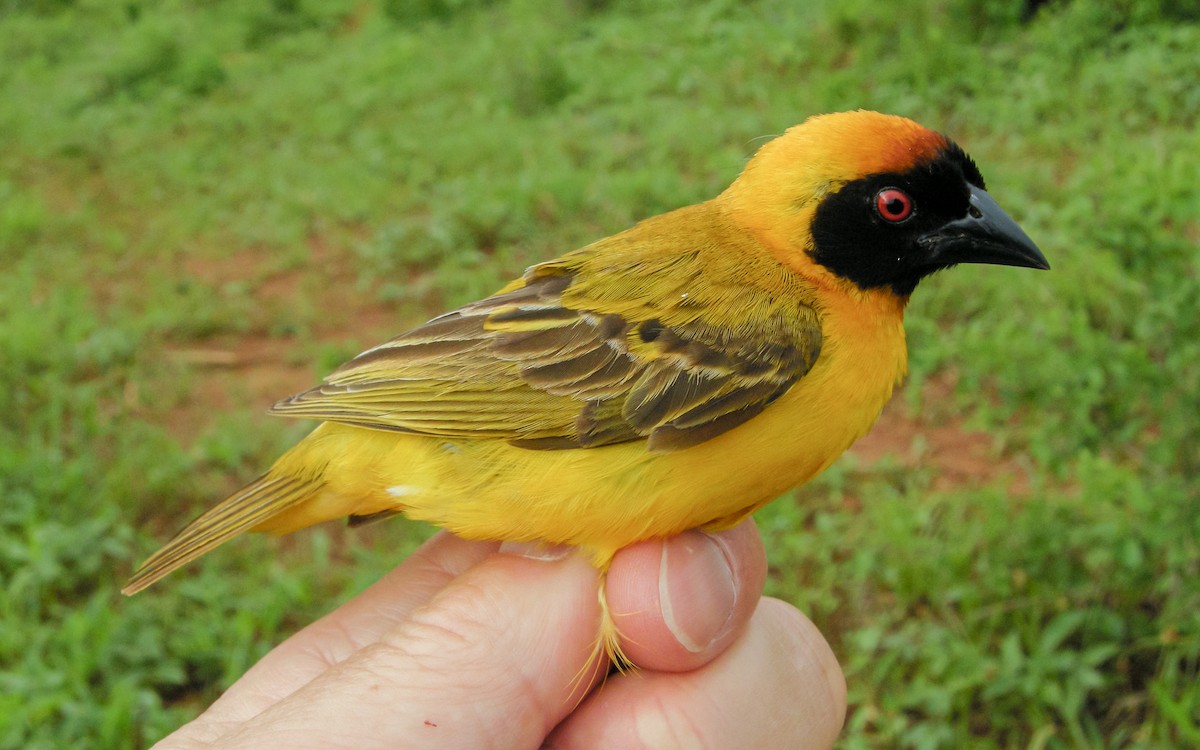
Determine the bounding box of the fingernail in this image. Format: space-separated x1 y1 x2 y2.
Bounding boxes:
498 541 572 562
659 533 737 653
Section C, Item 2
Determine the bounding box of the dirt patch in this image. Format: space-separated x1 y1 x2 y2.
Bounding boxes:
161 335 314 439
160 231 412 441
847 375 1031 495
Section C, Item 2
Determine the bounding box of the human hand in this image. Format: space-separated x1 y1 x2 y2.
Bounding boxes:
152 520 845 749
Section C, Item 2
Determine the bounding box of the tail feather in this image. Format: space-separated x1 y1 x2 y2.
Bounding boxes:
122 473 325 595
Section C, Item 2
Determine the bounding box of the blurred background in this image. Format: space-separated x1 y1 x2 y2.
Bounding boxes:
1 0 1197 746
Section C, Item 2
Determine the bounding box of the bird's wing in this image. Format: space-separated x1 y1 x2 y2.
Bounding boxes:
270 258 823 452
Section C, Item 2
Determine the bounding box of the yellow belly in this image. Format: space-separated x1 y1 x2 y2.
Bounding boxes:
267 289 908 561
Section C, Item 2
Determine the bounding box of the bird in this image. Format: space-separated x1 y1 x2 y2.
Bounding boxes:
123 110 1048 664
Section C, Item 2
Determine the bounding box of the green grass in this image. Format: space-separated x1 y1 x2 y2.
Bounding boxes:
1 0 1197 747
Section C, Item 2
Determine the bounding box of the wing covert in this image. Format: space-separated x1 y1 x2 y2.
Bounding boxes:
271 259 823 452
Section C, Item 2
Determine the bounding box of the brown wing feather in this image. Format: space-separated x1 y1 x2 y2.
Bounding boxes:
270 250 823 452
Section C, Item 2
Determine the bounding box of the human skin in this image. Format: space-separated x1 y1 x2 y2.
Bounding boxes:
151 520 846 749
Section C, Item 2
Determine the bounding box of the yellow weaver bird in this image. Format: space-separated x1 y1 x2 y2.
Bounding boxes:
124 111 1048 662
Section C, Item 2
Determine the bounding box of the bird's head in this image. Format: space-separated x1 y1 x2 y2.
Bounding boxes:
721 110 1048 298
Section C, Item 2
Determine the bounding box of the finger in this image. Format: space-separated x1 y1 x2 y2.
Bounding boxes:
203 551 609 750
243 533 500 686
547 598 847 750
606 519 766 671
170 532 498 739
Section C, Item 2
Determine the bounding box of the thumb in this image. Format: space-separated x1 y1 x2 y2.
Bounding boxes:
207 550 606 750
606 519 766 672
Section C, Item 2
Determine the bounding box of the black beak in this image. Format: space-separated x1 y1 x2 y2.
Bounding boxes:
919 185 1050 271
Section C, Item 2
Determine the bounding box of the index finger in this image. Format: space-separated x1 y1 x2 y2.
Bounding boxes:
178 533 499 734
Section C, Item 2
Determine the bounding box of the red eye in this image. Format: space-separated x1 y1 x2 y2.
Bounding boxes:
875 188 913 222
